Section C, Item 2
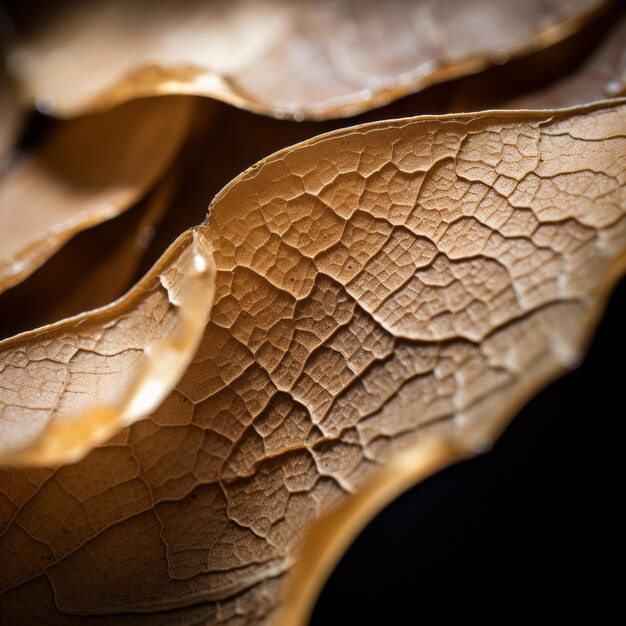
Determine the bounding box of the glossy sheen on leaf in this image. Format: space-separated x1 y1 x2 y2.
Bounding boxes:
0 97 192 294
1 100 626 625
0 227 215 465
7 0 608 119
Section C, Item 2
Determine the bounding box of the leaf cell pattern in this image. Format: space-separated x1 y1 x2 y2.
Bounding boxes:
1 101 626 625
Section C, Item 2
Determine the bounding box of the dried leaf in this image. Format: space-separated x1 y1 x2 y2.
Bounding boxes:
1 99 626 624
0 168 178 340
0 227 215 466
6 0 608 120
348 4 626 119
0 97 192 294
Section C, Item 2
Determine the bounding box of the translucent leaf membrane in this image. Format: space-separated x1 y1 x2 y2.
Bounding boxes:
0 96 192 294
0 228 215 466
1 99 625 625
6 0 609 120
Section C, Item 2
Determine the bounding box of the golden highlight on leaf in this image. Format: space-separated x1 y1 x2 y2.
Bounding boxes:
0 227 215 466
0 96 192 294
1 99 626 624
7 0 609 120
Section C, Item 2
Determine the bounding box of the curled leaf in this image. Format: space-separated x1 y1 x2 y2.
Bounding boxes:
0 228 215 466
1 99 626 624
370 4 626 118
0 96 192 294
0 167 178 339
6 0 609 119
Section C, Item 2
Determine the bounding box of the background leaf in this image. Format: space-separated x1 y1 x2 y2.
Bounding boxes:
0 97 192 293
5 0 610 119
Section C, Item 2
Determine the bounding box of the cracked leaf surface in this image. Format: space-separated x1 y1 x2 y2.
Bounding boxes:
1 100 626 624
6 0 608 119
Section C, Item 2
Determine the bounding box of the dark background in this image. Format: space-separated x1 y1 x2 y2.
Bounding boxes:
312 279 626 625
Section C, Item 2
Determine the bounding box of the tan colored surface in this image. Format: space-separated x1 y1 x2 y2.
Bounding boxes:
0 99 624 623
7 0 608 119
0 97 192 293
0 228 215 465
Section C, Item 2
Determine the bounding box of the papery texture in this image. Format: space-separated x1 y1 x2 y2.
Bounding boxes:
1 99 625 624
7 0 608 119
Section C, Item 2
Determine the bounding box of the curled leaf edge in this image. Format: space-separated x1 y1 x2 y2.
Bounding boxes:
0 226 217 467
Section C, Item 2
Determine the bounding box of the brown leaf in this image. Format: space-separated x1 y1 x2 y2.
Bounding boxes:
6 0 609 120
0 227 215 466
0 168 178 340
0 97 192 294
127 9 626 279
442 5 626 112
1 99 626 624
